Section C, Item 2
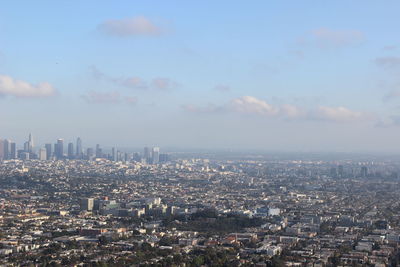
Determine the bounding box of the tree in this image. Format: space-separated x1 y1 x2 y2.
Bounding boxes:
192 255 205 267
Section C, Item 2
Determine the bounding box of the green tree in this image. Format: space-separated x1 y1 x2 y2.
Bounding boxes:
192 255 205 267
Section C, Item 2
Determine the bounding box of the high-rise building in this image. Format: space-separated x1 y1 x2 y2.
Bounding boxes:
67 142 74 159
39 148 47 161
152 147 160 164
111 147 116 161
56 139 64 159
76 137 82 158
10 142 16 159
45 144 52 160
118 151 123 162
28 133 34 152
3 139 10 160
53 143 58 159
144 147 151 163
80 198 94 211
0 139 4 160
87 148 94 160
24 141 30 152
95 144 102 158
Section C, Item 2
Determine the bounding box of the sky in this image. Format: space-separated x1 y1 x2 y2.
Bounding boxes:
0 1 400 152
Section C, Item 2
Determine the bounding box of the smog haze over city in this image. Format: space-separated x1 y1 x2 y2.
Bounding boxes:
3 1 400 267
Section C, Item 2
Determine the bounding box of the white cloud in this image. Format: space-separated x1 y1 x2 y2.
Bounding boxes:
0 75 56 98
280 104 304 118
312 106 364 122
184 96 366 123
229 96 305 119
98 16 162 37
230 96 278 116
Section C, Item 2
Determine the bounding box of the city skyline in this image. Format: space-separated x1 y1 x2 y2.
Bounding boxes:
1 1 400 152
0 133 165 163
0 133 162 152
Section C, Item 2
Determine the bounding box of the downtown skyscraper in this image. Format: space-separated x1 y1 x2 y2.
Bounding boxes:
56 139 64 159
76 137 82 159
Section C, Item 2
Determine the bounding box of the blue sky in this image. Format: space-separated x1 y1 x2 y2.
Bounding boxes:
0 1 400 152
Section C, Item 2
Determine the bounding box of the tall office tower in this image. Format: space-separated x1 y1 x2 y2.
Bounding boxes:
0 139 4 160
111 147 116 161
24 133 34 153
117 151 123 162
10 142 16 159
80 198 94 211
67 142 74 159
95 144 102 158
152 147 160 164
57 139 64 159
53 143 58 159
26 133 34 152
87 148 94 160
3 139 10 160
144 146 151 163
76 137 82 158
39 148 47 161
45 144 52 160
24 141 30 152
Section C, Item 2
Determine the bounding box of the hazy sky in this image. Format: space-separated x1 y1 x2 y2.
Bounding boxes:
1 1 400 152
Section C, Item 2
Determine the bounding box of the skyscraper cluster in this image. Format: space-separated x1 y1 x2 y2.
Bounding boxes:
143 146 161 164
0 138 17 160
0 134 169 164
0 134 38 160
